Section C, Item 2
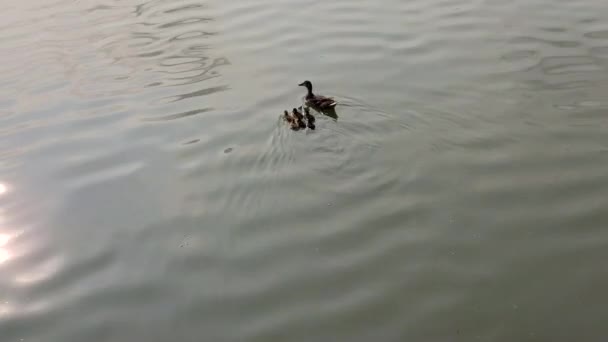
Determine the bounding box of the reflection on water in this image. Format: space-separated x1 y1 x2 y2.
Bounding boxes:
0 234 10 264
1 0 608 341
0 183 12 266
318 107 339 121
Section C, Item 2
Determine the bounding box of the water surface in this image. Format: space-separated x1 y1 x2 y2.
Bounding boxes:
1 0 608 341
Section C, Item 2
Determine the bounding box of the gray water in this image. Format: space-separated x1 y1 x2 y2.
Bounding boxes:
2 0 608 341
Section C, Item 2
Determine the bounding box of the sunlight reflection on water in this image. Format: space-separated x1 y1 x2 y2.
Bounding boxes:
0 182 12 265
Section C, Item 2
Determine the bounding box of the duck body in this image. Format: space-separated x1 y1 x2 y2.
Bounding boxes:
299 80 337 110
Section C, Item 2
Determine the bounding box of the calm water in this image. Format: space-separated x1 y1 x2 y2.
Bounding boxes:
1 0 608 341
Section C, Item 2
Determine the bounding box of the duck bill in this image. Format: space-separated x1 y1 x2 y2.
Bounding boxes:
298 82 305 86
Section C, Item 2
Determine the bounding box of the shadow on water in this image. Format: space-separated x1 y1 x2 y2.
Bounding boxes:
301 106 339 121
319 107 339 120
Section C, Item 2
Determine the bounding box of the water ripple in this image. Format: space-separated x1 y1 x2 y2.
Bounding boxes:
2 0 608 341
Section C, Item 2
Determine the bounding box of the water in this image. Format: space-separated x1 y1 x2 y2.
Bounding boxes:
1 0 608 340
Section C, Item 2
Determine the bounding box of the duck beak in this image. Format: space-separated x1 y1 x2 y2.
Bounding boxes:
298 82 305 86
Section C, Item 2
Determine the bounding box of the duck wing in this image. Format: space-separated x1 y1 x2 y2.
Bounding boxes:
310 95 337 109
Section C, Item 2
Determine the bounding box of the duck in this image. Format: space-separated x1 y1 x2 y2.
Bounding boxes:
283 110 300 130
303 107 315 130
292 108 306 129
299 80 337 110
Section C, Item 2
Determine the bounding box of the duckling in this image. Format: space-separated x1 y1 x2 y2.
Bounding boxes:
292 108 306 129
304 107 315 130
283 110 293 123
292 107 304 121
283 110 299 130
298 80 337 110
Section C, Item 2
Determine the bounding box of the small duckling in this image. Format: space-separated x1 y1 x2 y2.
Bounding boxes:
292 108 306 129
283 110 293 123
292 107 304 121
304 107 315 130
283 110 299 130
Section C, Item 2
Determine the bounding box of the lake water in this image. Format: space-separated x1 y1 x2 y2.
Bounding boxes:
1 0 608 341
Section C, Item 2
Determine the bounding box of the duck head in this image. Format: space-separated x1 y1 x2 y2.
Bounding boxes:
298 80 313 94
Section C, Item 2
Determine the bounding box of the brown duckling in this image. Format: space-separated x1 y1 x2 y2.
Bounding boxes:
283 110 299 130
299 80 337 110
283 110 293 123
303 107 315 130
292 108 306 129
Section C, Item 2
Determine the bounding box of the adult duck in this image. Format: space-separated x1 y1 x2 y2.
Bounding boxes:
299 80 337 110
